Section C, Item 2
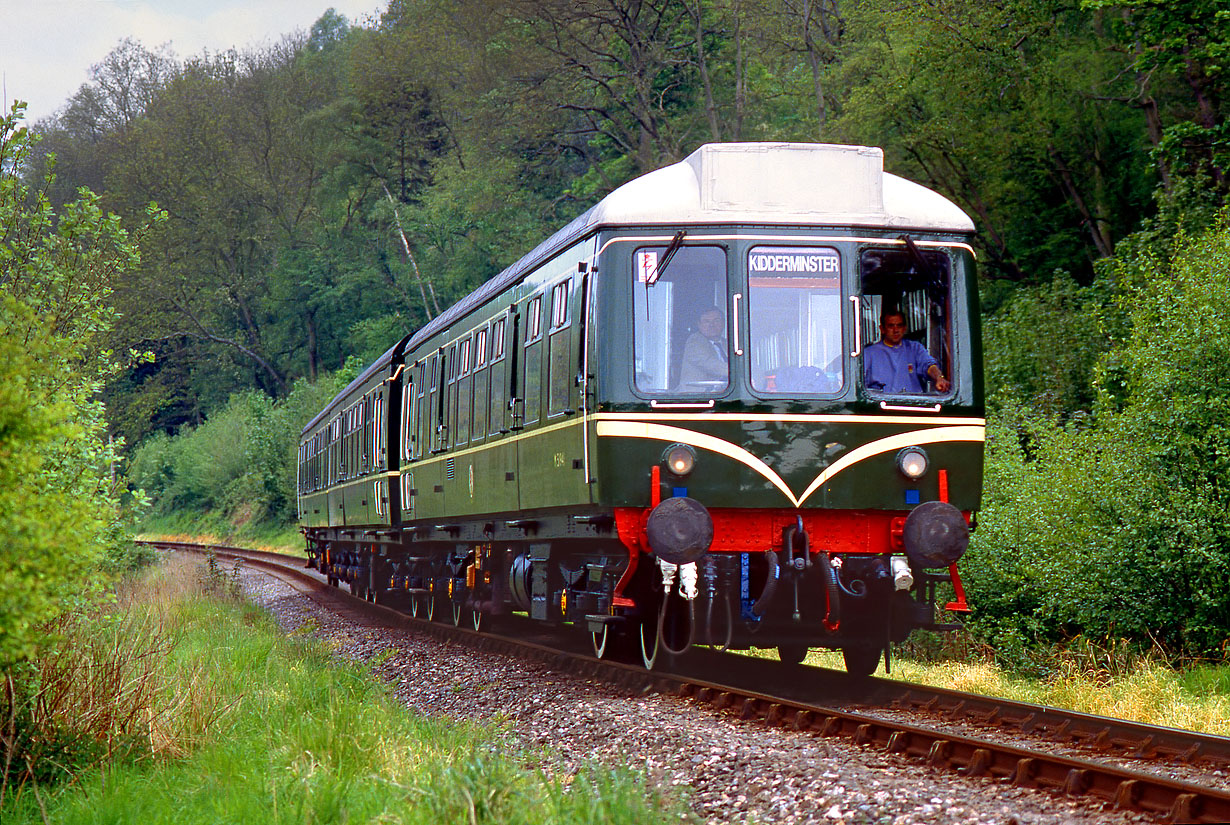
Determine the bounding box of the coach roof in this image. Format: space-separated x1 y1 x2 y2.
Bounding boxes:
405 142 971 347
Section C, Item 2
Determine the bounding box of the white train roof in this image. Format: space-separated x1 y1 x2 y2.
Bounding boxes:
586 142 975 233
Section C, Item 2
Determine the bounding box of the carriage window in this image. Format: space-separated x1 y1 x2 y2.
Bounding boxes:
747 246 844 395
416 364 428 459
548 280 572 414
523 295 543 424
330 418 339 485
445 345 457 448
472 329 489 440
457 337 473 444
492 317 506 360
550 281 570 329
489 318 507 435
859 246 953 397
402 376 414 461
475 328 488 368
375 392 385 468
363 393 373 472
632 246 728 394
526 296 543 342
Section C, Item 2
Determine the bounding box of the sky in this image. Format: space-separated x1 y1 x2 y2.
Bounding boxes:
0 0 383 125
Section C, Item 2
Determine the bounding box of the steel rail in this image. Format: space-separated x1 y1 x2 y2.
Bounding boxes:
857 677 1230 769
146 540 1230 823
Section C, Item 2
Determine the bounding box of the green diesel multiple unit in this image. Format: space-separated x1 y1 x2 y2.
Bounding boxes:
298 143 983 675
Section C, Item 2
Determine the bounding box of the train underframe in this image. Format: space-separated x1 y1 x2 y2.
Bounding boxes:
302 506 967 676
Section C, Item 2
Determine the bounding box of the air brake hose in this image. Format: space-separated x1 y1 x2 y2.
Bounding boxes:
705 591 735 651
657 595 695 656
817 552 841 631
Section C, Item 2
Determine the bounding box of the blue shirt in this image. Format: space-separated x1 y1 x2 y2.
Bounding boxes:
864 339 938 393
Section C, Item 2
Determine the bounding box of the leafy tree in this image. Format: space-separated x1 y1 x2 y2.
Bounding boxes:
968 212 1230 658
1085 0 1230 195
0 105 148 665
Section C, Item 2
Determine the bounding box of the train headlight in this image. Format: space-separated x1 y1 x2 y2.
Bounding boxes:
663 444 697 476
897 447 929 480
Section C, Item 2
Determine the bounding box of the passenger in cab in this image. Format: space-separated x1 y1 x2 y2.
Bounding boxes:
677 307 728 389
864 310 950 394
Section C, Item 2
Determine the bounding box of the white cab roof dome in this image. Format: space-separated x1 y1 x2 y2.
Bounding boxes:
584 142 974 234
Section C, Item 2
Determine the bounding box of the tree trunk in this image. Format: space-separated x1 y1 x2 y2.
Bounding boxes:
803 0 828 138
692 0 722 141
306 307 319 381
379 179 438 318
1048 145 1114 260
733 0 746 140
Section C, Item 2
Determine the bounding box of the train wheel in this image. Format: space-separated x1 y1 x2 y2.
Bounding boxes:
451 601 463 626
639 619 660 670
426 594 437 622
409 594 421 618
842 645 882 677
592 624 610 658
777 644 809 666
592 624 636 662
471 609 484 632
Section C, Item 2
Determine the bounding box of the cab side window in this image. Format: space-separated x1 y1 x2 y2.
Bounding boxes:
858 246 953 397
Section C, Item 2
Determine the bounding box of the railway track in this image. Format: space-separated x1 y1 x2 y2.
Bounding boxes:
146 539 1230 823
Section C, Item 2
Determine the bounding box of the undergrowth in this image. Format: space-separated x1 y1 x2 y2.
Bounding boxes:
1 556 687 824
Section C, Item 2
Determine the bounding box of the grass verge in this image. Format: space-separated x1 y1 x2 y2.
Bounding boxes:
1 556 689 824
742 638 1230 737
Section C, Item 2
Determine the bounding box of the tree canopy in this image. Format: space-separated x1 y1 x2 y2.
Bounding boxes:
20 1 1230 660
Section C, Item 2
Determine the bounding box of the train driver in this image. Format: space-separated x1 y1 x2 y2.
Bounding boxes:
676 307 729 388
864 310 950 394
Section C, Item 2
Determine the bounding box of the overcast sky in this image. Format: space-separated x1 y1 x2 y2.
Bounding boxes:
1 0 383 125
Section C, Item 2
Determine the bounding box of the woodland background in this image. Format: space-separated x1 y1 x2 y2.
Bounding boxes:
4 0 1230 667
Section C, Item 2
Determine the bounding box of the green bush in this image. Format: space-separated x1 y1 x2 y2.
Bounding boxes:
0 105 148 666
968 213 1230 660
129 366 352 530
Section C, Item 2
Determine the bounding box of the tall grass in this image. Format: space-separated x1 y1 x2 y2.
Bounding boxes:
1 560 230 805
1 556 687 824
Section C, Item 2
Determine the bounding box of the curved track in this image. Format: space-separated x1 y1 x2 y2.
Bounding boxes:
147 539 1230 823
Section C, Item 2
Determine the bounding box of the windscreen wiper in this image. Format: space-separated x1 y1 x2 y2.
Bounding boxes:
646 229 687 285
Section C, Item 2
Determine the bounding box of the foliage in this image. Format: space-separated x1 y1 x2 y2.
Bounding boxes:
1 556 689 823
0 104 148 666
981 273 1118 418
17 2 1220 447
129 367 351 528
968 213 1230 659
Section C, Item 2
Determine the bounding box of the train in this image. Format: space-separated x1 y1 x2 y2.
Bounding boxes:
297 142 983 676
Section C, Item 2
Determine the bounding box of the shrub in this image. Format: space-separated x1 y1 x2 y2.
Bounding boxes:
968 212 1230 660
0 105 148 666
